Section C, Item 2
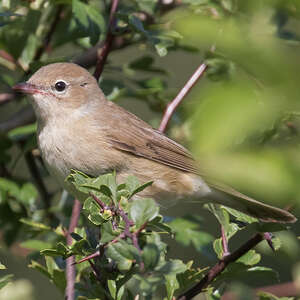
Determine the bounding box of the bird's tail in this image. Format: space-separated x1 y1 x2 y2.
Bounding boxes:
206 183 297 223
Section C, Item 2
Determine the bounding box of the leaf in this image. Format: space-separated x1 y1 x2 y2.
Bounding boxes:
222 207 258 224
19 34 39 69
0 262 6 270
29 260 51 279
129 181 153 199
216 263 278 283
257 291 293 300
165 274 179 300
20 219 51 231
20 239 53 251
106 241 140 271
70 238 91 255
237 250 261 266
156 259 187 276
142 243 160 271
169 216 213 252
99 185 113 198
0 274 13 290
129 198 159 228
19 183 38 205
146 215 172 233
72 0 105 45
129 55 166 74
100 222 119 243
0 178 20 199
176 264 207 294
8 123 37 140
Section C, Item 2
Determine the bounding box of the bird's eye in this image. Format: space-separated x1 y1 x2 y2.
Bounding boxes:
54 81 67 92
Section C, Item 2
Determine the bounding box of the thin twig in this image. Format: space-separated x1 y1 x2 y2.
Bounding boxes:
94 0 119 80
177 233 264 300
65 199 82 300
158 63 208 132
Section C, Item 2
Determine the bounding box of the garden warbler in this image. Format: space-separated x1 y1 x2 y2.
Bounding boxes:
13 63 296 223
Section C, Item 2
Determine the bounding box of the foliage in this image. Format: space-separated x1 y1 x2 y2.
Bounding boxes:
0 0 300 299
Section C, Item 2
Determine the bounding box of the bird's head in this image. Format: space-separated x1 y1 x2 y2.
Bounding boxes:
13 63 103 122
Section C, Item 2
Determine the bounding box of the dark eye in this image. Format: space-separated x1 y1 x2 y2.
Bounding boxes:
54 81 67 92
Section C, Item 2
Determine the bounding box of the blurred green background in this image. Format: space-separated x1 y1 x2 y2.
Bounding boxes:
1 0 300 299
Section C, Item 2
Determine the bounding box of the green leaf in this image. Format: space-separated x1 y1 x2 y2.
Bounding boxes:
8 123 37 140
135 0 158 15
0 262 6 270
20 239 53 251
100 222 119 243
99 185 112 198
72 0 105 45
106 241 140 271
70 238 91 255
156 259 187 276
258 291 294 300
222 207 258 224
169 216 213 252
129 198 159 228
52 269 67 292
142 243 160 271
146 215 172 233
165 274 179 300
176 264 207 294
0 177 20 200
19 183 38 205
129 55 166 74
20 219 51 231
129 181 153 199
237 250 261 266
19 34 39 69
29 260 51 279
0 274 13 290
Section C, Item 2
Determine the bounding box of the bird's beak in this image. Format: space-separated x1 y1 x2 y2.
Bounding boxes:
12 82 40 95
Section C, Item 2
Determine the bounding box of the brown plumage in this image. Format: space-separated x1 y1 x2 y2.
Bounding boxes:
13 63 297 223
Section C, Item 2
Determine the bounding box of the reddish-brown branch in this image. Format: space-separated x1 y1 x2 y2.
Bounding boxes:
177 233 264 300
65 199 82 300
158 63 208 132
93 0 119 80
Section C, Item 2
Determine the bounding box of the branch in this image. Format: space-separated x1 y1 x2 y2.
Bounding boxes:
158 63 208 132
65 199 82 300
177 233 264 300
93 0 119 80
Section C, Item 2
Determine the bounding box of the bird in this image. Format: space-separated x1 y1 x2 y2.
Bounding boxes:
13 62 296 223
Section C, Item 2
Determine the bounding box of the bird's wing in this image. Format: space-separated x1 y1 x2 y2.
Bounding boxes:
105 104 198 174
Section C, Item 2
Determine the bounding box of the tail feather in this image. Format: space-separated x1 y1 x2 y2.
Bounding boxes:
207 183 297 223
